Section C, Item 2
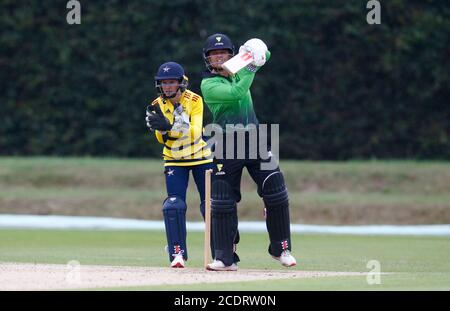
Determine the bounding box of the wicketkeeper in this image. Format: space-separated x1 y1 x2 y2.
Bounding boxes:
200 34 297 271
146 61 214 268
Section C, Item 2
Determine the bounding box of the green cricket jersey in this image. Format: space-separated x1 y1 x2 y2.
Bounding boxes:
201 51 271 131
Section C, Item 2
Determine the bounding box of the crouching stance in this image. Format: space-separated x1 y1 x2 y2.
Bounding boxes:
146 61 213 268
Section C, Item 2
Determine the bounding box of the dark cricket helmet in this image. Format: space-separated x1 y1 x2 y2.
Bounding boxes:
203 33 235 71
154 61 188 99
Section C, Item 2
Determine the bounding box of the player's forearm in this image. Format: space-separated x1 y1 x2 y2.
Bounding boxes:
154 131 165 144
155 129 185 144
232 69 256 98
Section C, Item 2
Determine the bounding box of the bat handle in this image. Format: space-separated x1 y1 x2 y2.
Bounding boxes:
204 169 213 269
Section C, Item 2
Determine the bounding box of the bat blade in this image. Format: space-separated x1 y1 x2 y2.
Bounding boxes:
222 51 254 75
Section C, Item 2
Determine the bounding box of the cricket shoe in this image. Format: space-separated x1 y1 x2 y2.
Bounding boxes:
272 250 297 267
170 253 185 268
206 259 238 271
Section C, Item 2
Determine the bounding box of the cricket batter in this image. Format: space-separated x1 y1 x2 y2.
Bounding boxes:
201 34 297 271
146 61 213 268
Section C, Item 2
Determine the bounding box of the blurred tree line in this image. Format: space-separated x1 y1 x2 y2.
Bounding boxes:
1 0 449 159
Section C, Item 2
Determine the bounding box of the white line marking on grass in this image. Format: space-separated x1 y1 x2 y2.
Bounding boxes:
0 214 450 236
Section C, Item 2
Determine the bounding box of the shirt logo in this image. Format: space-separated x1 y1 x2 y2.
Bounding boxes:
215 164 225 175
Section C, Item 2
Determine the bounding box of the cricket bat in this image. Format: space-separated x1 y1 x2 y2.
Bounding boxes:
204 169 212 269
222 50 254 75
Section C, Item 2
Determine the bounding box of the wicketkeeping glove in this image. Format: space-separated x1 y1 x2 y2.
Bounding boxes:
171 104 190 133
146 105 172 132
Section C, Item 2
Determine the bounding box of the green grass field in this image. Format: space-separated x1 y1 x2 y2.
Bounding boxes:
0 157 449 290
0 229 449 290
1 157 449 224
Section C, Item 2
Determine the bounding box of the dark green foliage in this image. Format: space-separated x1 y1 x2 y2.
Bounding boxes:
1 0 449 159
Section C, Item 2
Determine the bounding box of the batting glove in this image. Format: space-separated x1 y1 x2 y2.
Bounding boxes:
240 38 268 67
